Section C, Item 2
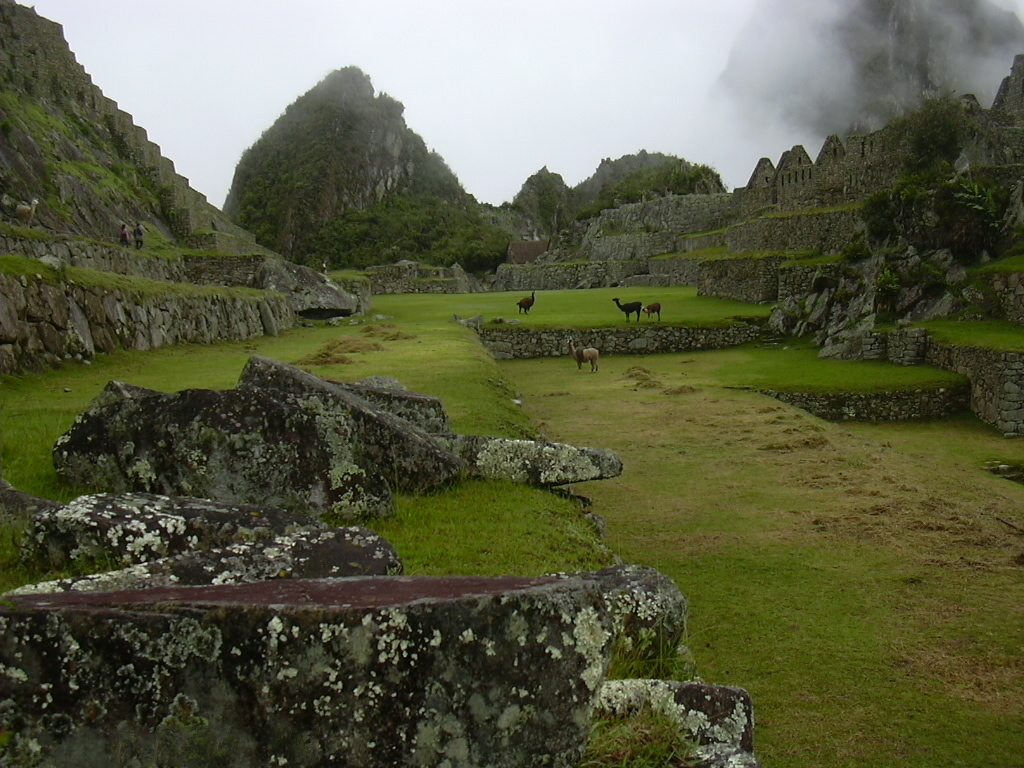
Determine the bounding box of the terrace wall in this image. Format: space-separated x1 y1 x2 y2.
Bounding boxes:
758 383 970 422
478 323 761 359
0 273 293 375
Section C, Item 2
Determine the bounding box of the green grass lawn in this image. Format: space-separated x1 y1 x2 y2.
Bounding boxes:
1 290 1021 768
406 286 772 329
919 319 1024 353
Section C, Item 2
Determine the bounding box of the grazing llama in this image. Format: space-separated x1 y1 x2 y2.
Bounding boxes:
612 297 642 322
568 338 599 372
642 302 662 321
517 290 536 314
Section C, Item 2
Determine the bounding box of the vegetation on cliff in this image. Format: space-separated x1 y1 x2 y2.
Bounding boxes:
223 67 511 273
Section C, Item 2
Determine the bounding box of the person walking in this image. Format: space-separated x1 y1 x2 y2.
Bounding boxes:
133 222 145 250
119 223 130 248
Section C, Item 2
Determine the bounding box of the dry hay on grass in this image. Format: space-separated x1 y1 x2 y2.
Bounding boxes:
621 366 662 389
362 323 417 341
296 337 383 366
663 385 698 395
543 391 572 397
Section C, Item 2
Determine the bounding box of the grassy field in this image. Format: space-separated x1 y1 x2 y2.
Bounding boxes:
410 285 771 329
1 290 1022 767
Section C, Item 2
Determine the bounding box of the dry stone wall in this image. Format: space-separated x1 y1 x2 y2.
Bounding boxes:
724 209 862 254
698 258 782 304
924 340 1024 436
985 271 1024 325
365 263 474 294
648 257 703 286
0 273 293 375
758 383 969 423
1 232 187 282
778 262 843 303
478 323 762 359
494 259 649 292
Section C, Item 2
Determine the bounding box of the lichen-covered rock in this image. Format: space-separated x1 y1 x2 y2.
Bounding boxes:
575 565 688 657
438 435 624 486
258 258 358 318
20 492 319 568
342 380 453 435
237 356 464 491
52 382 399 521
0 479 61 520
596 679 757 759
10 526 403 594
0 576 614 767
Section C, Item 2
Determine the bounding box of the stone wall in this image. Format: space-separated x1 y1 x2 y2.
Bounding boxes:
648 257 703 286
494 260 649 292
576 194 735 255
1 231 187 283
724 209 862 254
985 271 1024 325
698 258 782 304
0 273 293 375
758 383 970 422
777 262 843 303
924 340 1024 436
585 232 677 261
365 263 474 294
478 323 762 359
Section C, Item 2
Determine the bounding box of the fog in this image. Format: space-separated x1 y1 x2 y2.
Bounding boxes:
25 0 1024 207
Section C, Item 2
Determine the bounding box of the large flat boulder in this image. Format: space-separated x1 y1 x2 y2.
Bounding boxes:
438 435 624 486
9 526 403 594
20 492 319 568
237 356 463 494
0 576 613 767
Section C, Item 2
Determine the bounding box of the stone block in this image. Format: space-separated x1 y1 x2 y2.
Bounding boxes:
0 576 612 767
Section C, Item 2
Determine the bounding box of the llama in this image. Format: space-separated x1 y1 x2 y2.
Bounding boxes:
642 302 662 321
14 198 38 227
612 297 642 322
568 338 599 372
517 290 536 314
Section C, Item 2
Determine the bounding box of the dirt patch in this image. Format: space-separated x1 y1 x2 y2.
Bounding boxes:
361 323 396 335
543 391 572 398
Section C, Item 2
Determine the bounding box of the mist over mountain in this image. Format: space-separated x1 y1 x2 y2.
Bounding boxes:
719 0 1024 138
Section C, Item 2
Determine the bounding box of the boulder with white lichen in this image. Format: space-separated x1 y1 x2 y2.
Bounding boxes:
236 355 462 483
0 575 613 767
595 679 760 766
10 525 403 595
19 492 320 568
576 564 689 658
437 435 624 486
50 376 452 521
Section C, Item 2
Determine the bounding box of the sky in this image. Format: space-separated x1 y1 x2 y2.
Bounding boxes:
27 0 1024 209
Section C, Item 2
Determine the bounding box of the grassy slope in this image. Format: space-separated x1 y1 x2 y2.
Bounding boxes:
1 291 1021 767
503 349 1024 768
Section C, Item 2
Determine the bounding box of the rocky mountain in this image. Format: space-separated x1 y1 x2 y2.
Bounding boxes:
720 0 1024 137
224 68 479 263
